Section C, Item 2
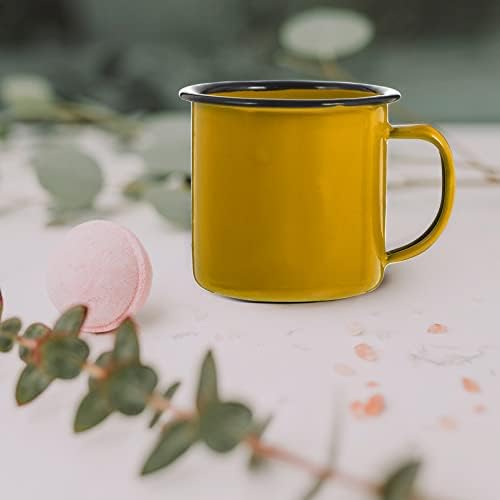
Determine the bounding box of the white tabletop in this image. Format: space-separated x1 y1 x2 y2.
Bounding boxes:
0 124 499 500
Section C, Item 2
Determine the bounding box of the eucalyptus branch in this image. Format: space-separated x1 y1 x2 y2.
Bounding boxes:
0 290 423 500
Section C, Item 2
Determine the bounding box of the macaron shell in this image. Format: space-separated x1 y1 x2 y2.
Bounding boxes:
46 220 152 333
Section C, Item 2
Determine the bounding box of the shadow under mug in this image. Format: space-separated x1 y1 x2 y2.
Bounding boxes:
179 80 455 302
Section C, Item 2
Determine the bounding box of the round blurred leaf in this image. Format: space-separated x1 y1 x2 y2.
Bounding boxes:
280 8 374 60
0 317 22 353
32 145 104 210
140 112 191 175
41 336 90 380
146 184 191 229
0 74 56 120
200 401 253 453
108 364 158 416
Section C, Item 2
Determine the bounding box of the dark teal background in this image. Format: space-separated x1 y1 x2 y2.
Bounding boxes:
1 0 498 121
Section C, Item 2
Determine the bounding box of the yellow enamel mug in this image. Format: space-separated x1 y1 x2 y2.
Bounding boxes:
179 81 455 302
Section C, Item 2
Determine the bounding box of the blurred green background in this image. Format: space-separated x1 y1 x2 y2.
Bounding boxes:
2 0 499 121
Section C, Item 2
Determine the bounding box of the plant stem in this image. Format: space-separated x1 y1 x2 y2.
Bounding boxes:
15 337 38 349
244 435 380 495
142 391 380 495
147 391 194 421
83 361 107 379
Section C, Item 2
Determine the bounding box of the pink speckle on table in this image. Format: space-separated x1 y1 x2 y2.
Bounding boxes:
427 323 448 334
462 377 481 393
354 343 378 361
473 404 486 414
350 394 385 418
350 401 365 418
366 381 380 388
334 363 356 376
438 416 458 430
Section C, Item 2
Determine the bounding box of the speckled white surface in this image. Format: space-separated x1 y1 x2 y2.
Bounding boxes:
0 125 499 500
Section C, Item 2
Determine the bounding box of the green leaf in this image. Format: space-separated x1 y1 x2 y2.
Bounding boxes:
74 390 113 433
108 364 158 416
52 305 87 336
381 461 421 500
146 184 191 229
15 364 53 405
112 318 140 364
196 350 218 413
32 145 104 210
200 401 253 453
0 74 55 120
248 415 273 470
140 112 190 176
41 336 90 379
148 381 181 429
19 323 50 362
141 419 199 475
0 317 22 352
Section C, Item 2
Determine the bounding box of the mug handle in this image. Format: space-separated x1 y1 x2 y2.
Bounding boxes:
386 124 455 265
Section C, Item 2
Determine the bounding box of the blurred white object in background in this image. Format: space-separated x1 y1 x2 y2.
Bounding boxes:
279 7 375 60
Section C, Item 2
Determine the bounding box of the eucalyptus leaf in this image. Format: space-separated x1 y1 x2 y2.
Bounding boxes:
146 184 191 229
19 323 50 363
381 460 421 500
142 143 190 176
140 112 190 175
41 336 90 380
280 8 374 60
32 145 104 210
112 318 140 364
53 305 87 336
1 74 56 120
149 381 181 429
74 390 113 433
0 317 22 352
200 401 253 453
141 419 199 475
108 364 158 416
15 364 54 405
196 350 218 413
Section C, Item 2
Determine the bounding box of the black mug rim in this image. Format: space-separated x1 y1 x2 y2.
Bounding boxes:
179 80 401 108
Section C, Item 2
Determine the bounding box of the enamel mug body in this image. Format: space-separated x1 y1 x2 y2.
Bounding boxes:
180 81 455 302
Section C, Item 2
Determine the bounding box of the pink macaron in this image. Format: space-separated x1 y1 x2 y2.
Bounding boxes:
47 220 152 333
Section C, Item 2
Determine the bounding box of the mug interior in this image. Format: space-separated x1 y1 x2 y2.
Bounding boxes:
213 88 376 100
